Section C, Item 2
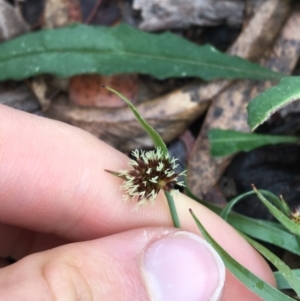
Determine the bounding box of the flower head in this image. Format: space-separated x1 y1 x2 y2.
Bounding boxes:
117 148 186 205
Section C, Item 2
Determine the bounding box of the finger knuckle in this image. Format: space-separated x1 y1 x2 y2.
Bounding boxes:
42 258 94 301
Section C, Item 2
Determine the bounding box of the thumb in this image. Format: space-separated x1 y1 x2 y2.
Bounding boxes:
0 228 225 301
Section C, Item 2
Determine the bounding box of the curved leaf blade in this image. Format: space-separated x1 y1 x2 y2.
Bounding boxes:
247 76 300 130
220 190 288 221
0 23 282 81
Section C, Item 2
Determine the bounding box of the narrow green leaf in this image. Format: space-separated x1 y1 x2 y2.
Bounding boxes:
103 87 181 229
221 190 289 221
229 215 300 256
185 183 300 255
275 270 300 290
244 235 300 297
104 169 127 181
104 86 168 154
165 191 180 228
253 187 300 236
247 76 300 130
190 210 295 301
0 23 282 81
280 195 292 219
209 129 299 157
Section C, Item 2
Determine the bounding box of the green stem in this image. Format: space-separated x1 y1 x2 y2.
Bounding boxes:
165 191 180 228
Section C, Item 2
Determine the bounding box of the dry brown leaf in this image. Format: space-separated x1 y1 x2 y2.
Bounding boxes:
69 74 138 108
43 0 82 28
29 77 52 112
196 0 292 102
46 86 208 151
187 7 300 204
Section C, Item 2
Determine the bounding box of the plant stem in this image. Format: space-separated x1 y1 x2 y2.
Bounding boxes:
165 191 180 228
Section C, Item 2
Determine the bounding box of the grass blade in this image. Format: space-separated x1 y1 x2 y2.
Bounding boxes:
275 270 300 290
244 234 300 297
221 190 289 221
253 187 300 236
185 183 300 254
190 209 296 301
104 86 168 154
165 191 180 228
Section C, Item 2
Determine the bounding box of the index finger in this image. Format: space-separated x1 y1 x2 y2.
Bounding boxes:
0 104 256 244
0 104 134 239
0 105 275 299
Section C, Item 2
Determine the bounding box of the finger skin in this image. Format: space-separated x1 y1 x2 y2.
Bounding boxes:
0 228 176 301
0 105 275 300
0 224 68 260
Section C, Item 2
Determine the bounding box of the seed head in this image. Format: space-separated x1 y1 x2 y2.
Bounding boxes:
117 148 186 205
291 206 300 225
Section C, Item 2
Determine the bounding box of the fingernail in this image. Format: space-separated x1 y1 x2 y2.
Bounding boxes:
142 231 225 301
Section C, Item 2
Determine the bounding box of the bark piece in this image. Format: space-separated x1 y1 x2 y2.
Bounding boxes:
133 0 245 31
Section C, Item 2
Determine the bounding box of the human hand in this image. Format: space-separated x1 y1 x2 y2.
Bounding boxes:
0 105 275 300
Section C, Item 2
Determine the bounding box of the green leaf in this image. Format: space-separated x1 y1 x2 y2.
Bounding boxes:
209 129 299 157
104 86 168 154
244 235 300 297
275 269 300 290
0 23 282 81
190 210 295 301
165 191 180 228
185 183 300 255
247 76 300 130
253 187 300 236
185 184 300 254
229 215 300 256
220 190 290 221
